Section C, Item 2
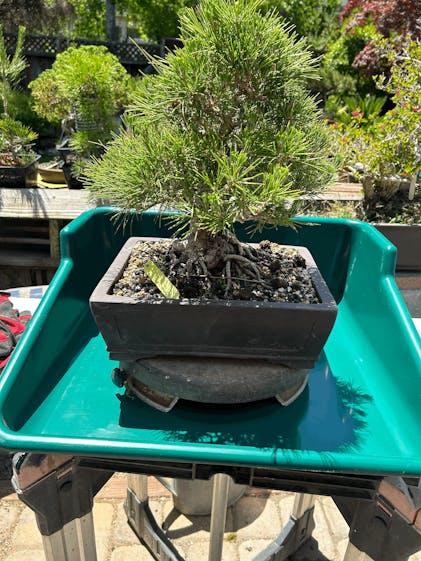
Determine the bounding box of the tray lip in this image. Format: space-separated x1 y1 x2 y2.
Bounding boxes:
1 208 420 477
1 425 421 476
62 206 398 273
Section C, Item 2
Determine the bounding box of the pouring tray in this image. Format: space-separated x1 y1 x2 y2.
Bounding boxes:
0 208 420 476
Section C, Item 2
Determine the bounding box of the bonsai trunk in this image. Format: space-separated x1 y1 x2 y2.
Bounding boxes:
184 228 263 298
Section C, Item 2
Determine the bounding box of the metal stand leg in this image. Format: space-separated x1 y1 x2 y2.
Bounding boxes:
126 473 233 561
12 453 113 561
208 473 231 561
336 477 421 561
42 513 97 561
125 474 185 561
253 493 316 561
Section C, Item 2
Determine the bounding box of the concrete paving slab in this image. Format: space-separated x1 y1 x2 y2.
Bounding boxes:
1 476 421 561
12 507 43 550
238 539 275 561
234 495 281 540
187 540 237 561
93 502 114 561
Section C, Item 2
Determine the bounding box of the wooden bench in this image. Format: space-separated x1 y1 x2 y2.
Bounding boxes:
0 187 100 287
0 183 363 288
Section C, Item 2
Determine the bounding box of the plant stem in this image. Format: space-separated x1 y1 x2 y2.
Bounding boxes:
408 173 417 201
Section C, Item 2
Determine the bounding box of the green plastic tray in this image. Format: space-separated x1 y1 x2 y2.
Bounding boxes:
0 208 420 476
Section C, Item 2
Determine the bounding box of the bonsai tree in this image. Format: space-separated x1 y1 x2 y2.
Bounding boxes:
29 44 133 159
0 24 37 166
86 0 337 294
0 116 37 166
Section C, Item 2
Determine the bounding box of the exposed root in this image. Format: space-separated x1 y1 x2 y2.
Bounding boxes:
115 236 319 303
225 230 244 256
224 260 232 297
198 256 209 277
186 257 194 275
242 244 255 260
224 254 261 281
183 231 274 297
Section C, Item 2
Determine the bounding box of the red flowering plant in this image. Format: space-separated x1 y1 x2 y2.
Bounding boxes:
322 0 419 103
340 0 420 75
331 38 420 201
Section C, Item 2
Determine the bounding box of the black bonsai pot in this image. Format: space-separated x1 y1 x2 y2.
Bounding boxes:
61 162 84 190
57 143 84 189
90 236 337 409
0 155 40 188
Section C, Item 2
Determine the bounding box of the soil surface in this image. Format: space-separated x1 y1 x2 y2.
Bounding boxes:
357 193 421 224
303 192 421 224
113 238 319 304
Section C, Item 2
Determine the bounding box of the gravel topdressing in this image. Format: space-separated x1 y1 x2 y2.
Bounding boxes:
113 238 319 304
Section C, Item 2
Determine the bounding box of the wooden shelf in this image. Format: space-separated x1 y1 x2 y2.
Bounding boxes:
0 249 59 268
0 187 102 219
0 183 363 289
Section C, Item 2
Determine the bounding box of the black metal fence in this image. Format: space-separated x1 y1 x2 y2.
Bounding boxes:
4 32 163 85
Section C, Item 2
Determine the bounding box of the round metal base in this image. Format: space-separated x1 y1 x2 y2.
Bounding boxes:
120 356 309 412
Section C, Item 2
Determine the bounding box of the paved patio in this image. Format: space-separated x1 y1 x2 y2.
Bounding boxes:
1 472 419 561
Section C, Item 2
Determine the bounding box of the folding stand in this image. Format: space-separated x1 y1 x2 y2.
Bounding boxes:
11 453 421 561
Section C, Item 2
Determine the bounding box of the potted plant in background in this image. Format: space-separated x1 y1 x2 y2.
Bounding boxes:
0 25 39 188
87 0 339 411
29 44 133 188
330 38 421 270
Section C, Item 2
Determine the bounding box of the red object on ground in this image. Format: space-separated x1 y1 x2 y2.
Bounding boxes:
0 293 32 373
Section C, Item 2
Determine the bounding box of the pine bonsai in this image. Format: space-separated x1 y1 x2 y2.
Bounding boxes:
0 25 38 166
86 0 337 299
29 45 132 158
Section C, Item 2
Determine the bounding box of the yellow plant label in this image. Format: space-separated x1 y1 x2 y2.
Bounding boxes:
144 261 180 299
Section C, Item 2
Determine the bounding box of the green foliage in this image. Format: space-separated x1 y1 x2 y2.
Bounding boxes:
322 0 420 100
0 1 71 34
0 25 38 166
0 25 51 134
0 116 38 165
0 24 26 118
130 0 343 43
331 38 421 199
325 93 387 125
67 0 106 39
262 0 342 42
67 0 189 41
68 0 342 46
30 45 133 156
0 90 53 134
322 20 383 97
128 0 196 42
86 0 337 238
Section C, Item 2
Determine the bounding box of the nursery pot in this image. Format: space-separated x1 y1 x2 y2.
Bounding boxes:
57 143 84 189
62 162 84 189
90 236 337 409
0 155 40 188
38 163 65 184
157 476 246 516
375 223 421 272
